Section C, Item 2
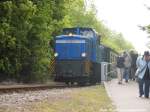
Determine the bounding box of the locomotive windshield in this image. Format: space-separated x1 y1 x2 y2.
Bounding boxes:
63 28 77 35
80 29 94 38
63 28 94 38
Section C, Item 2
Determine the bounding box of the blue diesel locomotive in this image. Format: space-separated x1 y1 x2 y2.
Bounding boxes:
54 27 102 85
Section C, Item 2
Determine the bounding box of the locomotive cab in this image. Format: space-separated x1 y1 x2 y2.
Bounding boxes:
63 28 94 38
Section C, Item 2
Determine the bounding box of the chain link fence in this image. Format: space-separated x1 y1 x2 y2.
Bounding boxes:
49 56 55 78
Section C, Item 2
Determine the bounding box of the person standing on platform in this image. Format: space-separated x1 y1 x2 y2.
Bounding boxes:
136 51 150 98
123 51 132 83
116 53 125 84
130 50 138 80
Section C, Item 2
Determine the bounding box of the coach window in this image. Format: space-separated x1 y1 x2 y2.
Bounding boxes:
97 34 100 45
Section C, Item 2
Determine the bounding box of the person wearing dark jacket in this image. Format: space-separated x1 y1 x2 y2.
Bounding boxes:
116 54 125 84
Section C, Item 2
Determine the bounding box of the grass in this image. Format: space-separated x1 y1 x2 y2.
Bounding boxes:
27 85 116 112
0 85 116 112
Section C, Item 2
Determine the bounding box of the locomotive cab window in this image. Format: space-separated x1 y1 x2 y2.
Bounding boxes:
63 28 77 35
80 29 94 38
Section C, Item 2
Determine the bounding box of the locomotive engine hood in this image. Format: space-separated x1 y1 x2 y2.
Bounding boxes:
54 35 90 60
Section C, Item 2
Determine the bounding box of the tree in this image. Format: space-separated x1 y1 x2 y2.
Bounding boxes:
0 0 36 81
62 0 134 52
0 0 134 82
139 4 150 48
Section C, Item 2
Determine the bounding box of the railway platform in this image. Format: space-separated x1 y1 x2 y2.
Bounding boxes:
104 79 150 112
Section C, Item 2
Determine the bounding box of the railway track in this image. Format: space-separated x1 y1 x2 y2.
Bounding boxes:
0 83 67 94
0 82 96 94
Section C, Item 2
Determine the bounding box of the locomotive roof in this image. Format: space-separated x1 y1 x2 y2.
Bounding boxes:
100 44 118 54
63 27 94 30
63 27 99 35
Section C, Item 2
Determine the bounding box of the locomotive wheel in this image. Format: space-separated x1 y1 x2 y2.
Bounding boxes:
65 82 69 85
78 82 86 86
71 82 74 85
90 81 96 85
65 82 74 86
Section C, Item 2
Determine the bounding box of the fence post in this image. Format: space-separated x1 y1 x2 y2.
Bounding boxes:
101 62 108 83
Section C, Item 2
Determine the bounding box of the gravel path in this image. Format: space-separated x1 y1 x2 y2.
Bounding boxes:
0 88 73 112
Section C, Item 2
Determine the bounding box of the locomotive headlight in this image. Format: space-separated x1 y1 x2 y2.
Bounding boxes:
54 53 58 57
81 53 86 57
68 33 73 36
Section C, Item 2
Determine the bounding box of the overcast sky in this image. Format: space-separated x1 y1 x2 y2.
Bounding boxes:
94 0 150 53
